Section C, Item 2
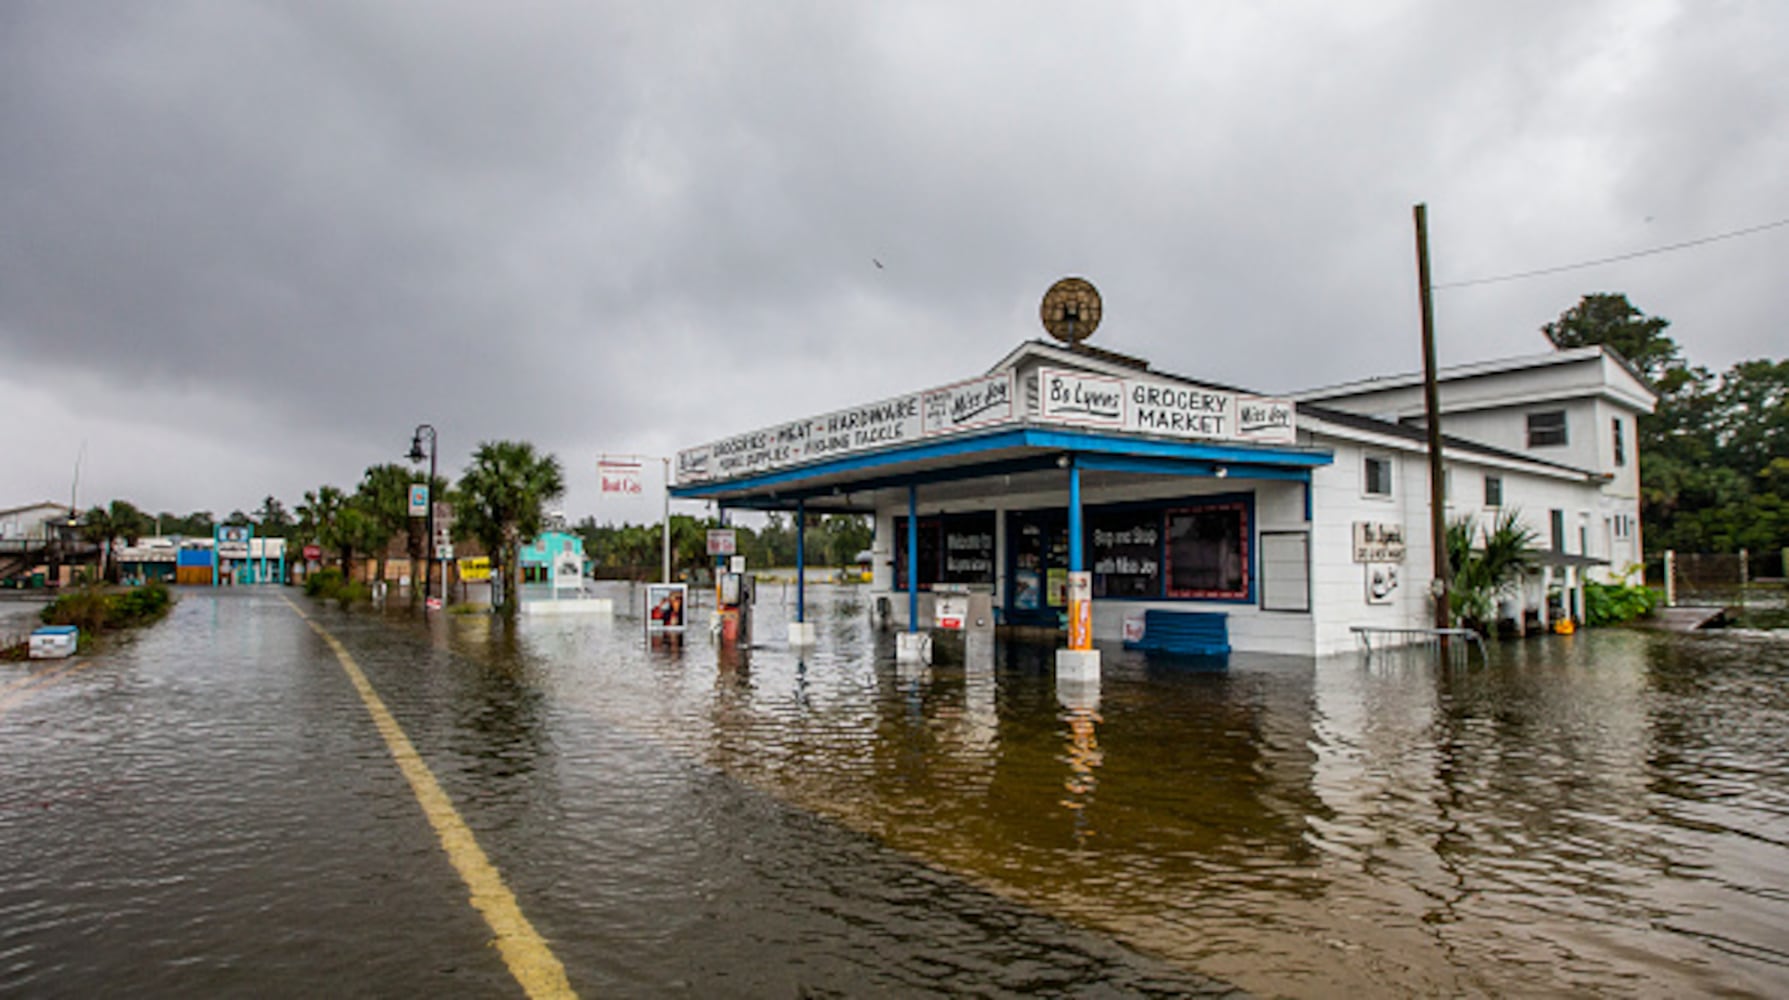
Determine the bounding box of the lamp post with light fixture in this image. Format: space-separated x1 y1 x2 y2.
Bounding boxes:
407 424 438 607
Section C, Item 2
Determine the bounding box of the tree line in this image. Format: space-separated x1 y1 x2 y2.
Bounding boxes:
1542 293 1786 559
574 510 872 581
75 438 875 613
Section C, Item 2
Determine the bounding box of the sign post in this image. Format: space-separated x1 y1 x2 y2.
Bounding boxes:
431 501 452 609
1067 571 1093 650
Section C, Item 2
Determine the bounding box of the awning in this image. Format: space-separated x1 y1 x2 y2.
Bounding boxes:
670 424 1333 513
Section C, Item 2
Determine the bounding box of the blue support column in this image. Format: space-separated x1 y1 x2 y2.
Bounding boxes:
1068 456 1083 573
907 484 918 633
795 499 806 624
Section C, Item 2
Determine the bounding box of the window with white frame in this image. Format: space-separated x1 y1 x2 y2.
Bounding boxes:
1363 454 1394 497
1484 474 1503 507
1612 417 1626 466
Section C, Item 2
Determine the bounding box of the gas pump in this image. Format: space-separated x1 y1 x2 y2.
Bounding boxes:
717 555 754 644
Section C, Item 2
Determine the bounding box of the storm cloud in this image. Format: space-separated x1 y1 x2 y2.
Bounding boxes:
3 1 1784 520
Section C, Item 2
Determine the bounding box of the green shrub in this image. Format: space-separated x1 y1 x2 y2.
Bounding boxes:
110 581 172 625
301 568 368 606
41 587 113 633
1584 579 1659 626
41 581 175 637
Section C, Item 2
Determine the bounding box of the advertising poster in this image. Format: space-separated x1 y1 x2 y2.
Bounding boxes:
647 583 688 632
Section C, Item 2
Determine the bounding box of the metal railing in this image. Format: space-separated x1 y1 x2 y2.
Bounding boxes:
1350 625 1489 666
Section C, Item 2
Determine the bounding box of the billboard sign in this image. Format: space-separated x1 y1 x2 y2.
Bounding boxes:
408 484 429 517
457 556 490 582
706 529 737 556
599 459 644 495
216 524 252 560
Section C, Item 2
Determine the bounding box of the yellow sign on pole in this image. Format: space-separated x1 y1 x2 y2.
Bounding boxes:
457 556 490 582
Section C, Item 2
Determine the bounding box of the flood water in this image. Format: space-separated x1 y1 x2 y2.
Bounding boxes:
2 583 1785 997
526 584 1789 997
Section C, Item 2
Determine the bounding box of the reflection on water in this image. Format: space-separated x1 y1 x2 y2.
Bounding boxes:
514 583 1789 998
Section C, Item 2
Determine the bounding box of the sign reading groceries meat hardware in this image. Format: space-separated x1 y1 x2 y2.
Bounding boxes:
675 364 1294 485
677 372 1014 484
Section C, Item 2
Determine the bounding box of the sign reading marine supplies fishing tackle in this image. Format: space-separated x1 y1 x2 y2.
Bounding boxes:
675 372 1015 484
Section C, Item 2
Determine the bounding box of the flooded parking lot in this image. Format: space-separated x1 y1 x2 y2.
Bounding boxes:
2 583 1785 997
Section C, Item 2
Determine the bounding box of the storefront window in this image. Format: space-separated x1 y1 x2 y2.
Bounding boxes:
896 513 996 590
1166 501 1250 600
939 512 996 585
1007 511 1066 613
1087 507 1161 598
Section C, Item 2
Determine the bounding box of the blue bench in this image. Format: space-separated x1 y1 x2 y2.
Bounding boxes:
1124 610 1230 657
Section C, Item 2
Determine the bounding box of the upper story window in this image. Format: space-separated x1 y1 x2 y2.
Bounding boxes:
1484 475 1504 507
1527 410 1568 448
1612 417 1626 466
1363 455 1393 497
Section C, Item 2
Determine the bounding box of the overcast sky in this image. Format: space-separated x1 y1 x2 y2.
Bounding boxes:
4 1 1784 526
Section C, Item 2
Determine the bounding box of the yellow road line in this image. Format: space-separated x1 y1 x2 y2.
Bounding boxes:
2 657 83 695
285 598 576 999
0 659 102 717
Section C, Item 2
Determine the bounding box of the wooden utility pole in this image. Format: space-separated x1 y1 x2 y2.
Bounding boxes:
1414 204 1451 630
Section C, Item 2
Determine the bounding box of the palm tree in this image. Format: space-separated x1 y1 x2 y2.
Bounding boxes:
356 463 417 588
455 441 565 616
80 500 147 584
1447 509 1539 634
254 496 294 539
298 486 352 575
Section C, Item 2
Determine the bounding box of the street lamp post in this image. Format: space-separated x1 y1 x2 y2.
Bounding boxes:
407 424 438 608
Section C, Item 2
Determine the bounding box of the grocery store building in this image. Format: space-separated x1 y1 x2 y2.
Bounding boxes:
671 338 1652 659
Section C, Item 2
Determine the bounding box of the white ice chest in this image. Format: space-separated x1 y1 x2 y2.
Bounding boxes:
29 625 78 659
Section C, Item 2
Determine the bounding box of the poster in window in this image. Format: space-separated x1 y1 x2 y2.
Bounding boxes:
1089 508 1161 598
1013 568 1041 610
1046 567 1068 607
940 513 995 584
1166 502 1249 599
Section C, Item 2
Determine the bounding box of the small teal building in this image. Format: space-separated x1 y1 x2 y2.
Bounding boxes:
519 532 586 590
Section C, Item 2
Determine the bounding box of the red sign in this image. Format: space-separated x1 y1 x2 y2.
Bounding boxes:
599 460 644 495
303 545 322 561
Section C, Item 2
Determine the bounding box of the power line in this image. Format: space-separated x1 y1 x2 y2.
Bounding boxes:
1433 216 1789 290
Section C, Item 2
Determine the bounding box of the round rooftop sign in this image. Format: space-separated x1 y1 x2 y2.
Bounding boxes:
1040 277 1102 345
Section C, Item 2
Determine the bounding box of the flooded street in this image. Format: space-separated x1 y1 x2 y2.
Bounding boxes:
3 584 1786 997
